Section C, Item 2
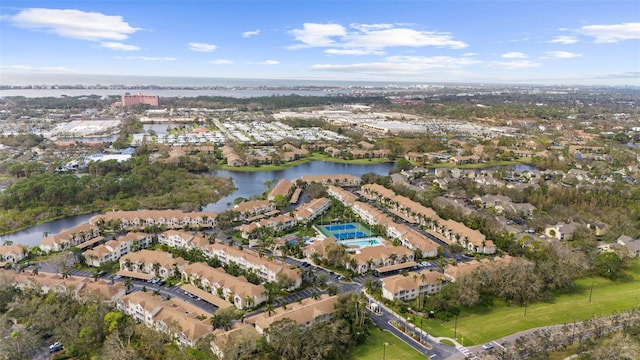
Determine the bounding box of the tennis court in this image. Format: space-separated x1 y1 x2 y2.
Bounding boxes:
324 224 356 231
319 222 373 240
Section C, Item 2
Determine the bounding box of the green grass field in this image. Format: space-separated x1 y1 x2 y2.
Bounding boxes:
420 261 640 345
349 327 427 360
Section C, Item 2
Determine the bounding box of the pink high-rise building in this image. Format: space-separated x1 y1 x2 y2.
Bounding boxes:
121 93 159 107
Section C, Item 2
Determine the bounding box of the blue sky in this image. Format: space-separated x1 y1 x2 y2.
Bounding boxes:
1 0 639 85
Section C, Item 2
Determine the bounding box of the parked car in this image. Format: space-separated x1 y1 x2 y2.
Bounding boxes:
49 342 63 353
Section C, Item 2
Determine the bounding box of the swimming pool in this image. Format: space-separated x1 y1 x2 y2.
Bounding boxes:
339 238 382 249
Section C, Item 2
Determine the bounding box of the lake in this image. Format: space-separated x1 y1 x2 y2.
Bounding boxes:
2 161 396 247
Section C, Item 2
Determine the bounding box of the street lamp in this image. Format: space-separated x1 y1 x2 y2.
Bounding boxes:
454 314 458 339
383 342 389 360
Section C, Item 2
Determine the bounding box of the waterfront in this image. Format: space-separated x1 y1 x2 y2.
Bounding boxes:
2 161 395 247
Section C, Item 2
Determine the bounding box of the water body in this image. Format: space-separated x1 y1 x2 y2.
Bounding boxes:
0 88 347 99
3 161 539 247
3 161 395 247
0 213 99 248
202 161 396 213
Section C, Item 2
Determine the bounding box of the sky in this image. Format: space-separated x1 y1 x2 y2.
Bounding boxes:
1 0 639 85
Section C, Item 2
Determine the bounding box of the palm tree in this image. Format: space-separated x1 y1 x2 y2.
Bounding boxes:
124 278 133 293
152 262 161 277
265 303 275 317
124 258 132 271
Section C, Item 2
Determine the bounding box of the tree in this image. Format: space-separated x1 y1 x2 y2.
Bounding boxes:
124 278 133 293
264 318 303 360
593 252 624 280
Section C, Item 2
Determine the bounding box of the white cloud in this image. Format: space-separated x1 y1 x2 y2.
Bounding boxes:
188 42 217 52
100 42 139 51
115 56 176 61
501 52 527 59
580 22 640 43
289 22 467 53
311 55 479 75
324 48 383 55
0 65 74 72
242 30 260 38
548 36 579 44
349 23 394 32
260 60 279 65
289 23 347 48
489 60 541 69
209 59 233 64
343 27 468 50
545 51 582 58
9 8 139 41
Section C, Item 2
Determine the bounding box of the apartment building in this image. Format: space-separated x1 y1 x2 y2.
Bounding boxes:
381 269 445 301
326 185 358 206
234 200 276 221
116 292 212 347
297 174 361 187
7 270 126 302
119 250 187 279
90 210 218 230
39 223 101 253
267 179 294 201
121 93 159 107
245 294 339 335
181 262 266 309
0 244 28 264
84 232 152 267
158 230 209 250
203 244 302 290
349 244 415 274
294 197 331 222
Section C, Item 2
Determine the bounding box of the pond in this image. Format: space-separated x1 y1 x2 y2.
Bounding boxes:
4 161 396 247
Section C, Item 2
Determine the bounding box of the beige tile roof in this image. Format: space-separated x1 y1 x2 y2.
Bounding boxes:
183 262 265 299
382 269 443 294
120 249 187 268
268 179 294 199
119 291 213 342
246 294 338 332
5 270 125 300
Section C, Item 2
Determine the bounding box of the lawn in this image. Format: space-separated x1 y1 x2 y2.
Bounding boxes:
349 327 427 360
419 262 640 345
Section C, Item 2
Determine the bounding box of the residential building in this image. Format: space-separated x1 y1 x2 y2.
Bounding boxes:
245 294 338 335
294 197 331 222
545 222 581 240
119 250 187 279
203 244 302 290
180 262 266 309
90 210 218 230
158 230 209 250
84 232 152 267
381 270 445 301
297 174 361 187
268 179 294 201
116 292 212 347
0 244 28 264
616 235 640 257
7 270 126 302
121 93 159 107
349 244 414 274
39 223 101 253
234 200 276 221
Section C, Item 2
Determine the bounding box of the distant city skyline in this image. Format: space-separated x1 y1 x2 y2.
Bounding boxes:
1 0 639 86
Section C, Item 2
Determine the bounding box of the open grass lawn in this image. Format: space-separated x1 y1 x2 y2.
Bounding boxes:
349 327 426 360
420 261 640 345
